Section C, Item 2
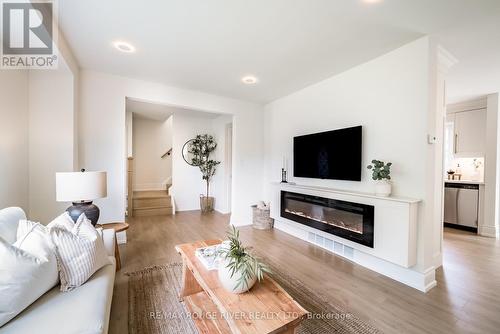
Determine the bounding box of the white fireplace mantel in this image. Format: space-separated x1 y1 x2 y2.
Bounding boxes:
270 182 430 291
273 182 421 204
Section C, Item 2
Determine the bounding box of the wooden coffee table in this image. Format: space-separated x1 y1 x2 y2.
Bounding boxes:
175 240 308 334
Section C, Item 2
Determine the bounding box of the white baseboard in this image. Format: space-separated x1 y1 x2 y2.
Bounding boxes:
274 219 435 292
422 267 437 292
215 207 231 215
478 225 498 238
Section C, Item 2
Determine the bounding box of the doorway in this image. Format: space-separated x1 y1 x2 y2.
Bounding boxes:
124 97 234 216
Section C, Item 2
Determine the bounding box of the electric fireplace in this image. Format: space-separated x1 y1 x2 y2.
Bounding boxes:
281 191 374 247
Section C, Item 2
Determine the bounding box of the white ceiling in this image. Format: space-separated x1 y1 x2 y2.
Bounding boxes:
126 98 221 121
436 10 500 103
59 0 500 104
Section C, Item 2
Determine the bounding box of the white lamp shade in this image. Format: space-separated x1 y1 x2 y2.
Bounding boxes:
56 171 107 202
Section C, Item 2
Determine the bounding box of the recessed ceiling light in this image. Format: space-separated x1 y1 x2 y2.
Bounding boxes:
363 0 382 3
113 41 136 53
241 75 258 85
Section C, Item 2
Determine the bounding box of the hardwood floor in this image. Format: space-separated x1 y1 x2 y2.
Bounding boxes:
109 211 500 334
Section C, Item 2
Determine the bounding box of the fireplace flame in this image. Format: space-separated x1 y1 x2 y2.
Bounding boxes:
284 208 363 234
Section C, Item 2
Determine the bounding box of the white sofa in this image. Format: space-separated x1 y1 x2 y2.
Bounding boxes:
0 207 116 334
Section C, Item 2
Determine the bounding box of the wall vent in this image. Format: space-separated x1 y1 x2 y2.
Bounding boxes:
324 238 333 251
334 241 343 254
306 231 355 262
308 232 315 243
344 245 354 259
315 235 324 246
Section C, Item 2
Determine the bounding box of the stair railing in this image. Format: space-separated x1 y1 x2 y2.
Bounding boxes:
161 148 172 159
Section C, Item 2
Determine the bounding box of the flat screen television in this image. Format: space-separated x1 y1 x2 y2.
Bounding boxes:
293 126 362 181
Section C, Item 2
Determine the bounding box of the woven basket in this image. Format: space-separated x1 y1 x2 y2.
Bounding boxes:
251 205 274 230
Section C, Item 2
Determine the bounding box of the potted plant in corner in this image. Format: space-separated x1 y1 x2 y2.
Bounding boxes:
217 226 268 293
367 159 392 197
188 134 221 213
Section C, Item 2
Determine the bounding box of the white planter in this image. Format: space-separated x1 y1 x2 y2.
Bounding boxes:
217 257 257 294
375 180 392 197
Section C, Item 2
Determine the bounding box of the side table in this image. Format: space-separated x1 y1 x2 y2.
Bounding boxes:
96 222 129 271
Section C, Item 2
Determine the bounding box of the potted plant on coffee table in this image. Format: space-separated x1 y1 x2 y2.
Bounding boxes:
188 134 220 213
367 159 392 197
217 226 268 294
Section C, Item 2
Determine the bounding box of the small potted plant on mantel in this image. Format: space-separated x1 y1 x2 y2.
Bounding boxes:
217 226 268 293
188 134 220 213
367 159 392 197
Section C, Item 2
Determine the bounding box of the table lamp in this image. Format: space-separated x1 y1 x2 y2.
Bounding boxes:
56 169 107 226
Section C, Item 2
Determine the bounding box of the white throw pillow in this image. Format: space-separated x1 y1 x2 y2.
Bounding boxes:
0 223 59 326
50 217 109 291
47 211 78 231
16 219 40 240
16 212 76 241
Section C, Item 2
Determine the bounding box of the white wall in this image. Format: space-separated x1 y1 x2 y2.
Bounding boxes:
55 27 80 175
170 113 232 212
263 37 449 289
0 71 78 223
79 70 264 224
484 93 500 237
211 115 233 213
25 30 80 223
264 38 430 198
126 110 133 158
0 71 29 212
0 31 79 221
162 115 173 186
132 115 172 191
171 114 215 210
28 70 78 223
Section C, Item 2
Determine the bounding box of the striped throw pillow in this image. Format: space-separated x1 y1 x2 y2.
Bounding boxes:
16 212 77 241
50 216 110 291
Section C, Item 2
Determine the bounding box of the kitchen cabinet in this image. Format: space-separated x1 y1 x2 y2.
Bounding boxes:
450 108 486 157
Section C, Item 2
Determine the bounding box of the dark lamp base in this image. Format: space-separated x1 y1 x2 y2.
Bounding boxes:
66 201 100 226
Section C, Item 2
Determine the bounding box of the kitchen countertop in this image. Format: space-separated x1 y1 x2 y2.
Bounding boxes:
444 179 484 185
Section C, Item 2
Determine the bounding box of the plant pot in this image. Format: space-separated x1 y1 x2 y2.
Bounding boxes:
217 257 257 294
200 196 214 213
375 180 392 197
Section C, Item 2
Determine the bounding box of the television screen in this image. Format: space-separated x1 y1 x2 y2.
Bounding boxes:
293 126 362 181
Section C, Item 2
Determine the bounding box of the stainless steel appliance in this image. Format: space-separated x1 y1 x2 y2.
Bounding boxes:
444 182 479 232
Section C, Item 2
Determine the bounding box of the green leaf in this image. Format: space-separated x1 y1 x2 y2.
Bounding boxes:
368 159 392 180
187 134 221 196
222 225 270 290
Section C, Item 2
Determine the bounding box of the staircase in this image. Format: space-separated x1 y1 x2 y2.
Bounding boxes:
132 190 173 217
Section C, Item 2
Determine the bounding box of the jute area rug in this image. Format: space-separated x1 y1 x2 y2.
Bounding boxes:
127 260 382 334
